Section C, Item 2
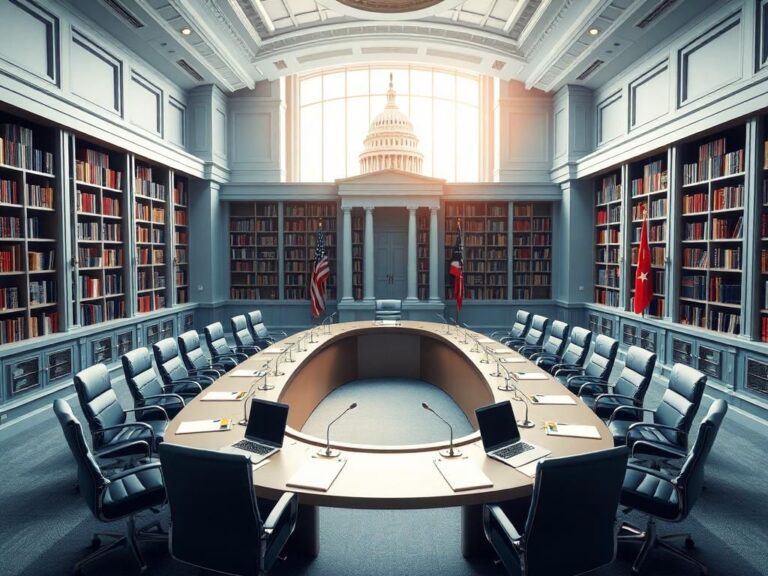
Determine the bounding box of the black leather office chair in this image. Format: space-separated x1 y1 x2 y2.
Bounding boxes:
204 321 248 369
153 337 214 393
484 446 629 576
581 346 656 419
74 363 166 456
508 314 548 352
555 334 618 392
607 363 706 457
491 310 531 345
535 326 592 374
178 330 228 378
619 399 728 575
159 443 298 576
523 320 569 360
231 314 261 357
246 310 287 349
54 399 167 574
374 299 402 321
121 347 186 419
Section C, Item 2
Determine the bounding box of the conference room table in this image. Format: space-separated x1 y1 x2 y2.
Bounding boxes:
165 320 613 557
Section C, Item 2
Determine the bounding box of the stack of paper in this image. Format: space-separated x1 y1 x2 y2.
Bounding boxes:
176 419 233 434
477 337 497 344
376 320 400 327
230 369 266 378
201 391 246 401
544 422 601 439
492 348 513 354
499 357 526 363
513 372 549 381
530 395 577 405
434 458 493 492
261 347 287 354
287 457 347 492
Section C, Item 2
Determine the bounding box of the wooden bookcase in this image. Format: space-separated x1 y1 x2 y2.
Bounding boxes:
134 160 169 313
283 201 337 301
229 202 279 300
759 121 768 341
73 139 127 327
512 202 552 299
444 201 508 300
679 126 745 335
0 114 58 342
173 175 189 305
417 207 429 300
594 170 622 308
629 154 668 318
352 208 364 301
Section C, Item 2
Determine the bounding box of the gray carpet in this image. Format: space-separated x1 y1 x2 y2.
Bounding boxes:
1 372 767 576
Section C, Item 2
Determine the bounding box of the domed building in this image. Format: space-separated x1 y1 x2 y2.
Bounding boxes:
359 74 424 175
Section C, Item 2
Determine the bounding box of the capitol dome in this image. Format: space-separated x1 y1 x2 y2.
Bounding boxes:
359 74 424 175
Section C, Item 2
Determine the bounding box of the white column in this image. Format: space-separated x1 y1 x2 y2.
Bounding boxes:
429 206 440 301
364 207 375 300
342 207 353 301
407 206 418 301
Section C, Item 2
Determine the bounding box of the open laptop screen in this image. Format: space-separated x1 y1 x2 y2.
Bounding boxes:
475 400 521 453
245 398 289 447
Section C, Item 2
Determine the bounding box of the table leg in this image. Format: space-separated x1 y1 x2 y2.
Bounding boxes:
287 504 320 558
461 504 492 558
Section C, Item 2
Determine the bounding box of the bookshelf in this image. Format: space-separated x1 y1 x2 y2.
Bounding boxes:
229 202 279 300
284 202 337 300
628 154 668 318
679 127 745 335
134 160 169 313
760 124 768 341
0 114 58 343
352 208 364 301
444 201 507 300
417 207 429 300
173 175 189 305
594 170 622 308
512 203 552 299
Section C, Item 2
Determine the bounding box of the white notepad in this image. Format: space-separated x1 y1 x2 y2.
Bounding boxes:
544 422 601 439
477 337 497 343
434 458 493 492
230 369 266 378
261 347 287 354
287 457 347 492
492 348 513 354
499 357 526 363
530 395 577 405
201 391 246 401
176 419 233 434
513 372 549 381
376 320 399 326
516 460 542 478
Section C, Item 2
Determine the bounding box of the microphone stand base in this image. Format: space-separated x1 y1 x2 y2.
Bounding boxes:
238 419 249 427
316 448 340 458
273 370 285 377
489 370 502 377
498 384 516 392
517 419 535 429
257 383 275 391
439 448 463 458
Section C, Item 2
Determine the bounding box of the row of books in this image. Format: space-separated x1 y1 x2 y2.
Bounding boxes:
682 192 708 214
26 217 48 239
683 149 744 184
711 247 741 269
445 203 505 218
708 311 740 334
680 304 705 328
712 185 743 210
631 246 665 267
175 248 187 263
0 136 54 174
284 204 337 218
0 286 19 309
685 221 708 241
29 280 56 304
632 198 667 220
595 288 621 306
512 274 551 285
711 216 742 240
0 316 26 343
0 216 22 238
0 179 18 204
1 245 22 271
75 160 122 189
596 174 621 204
173 182 187 206
174 210 187 226
596 268 620 287
630 160 668 196
28 312 58 337
596 246 620 264
710 277 741 303
27 183 54 208
632 222 666 243
596 229 621 244
81 301 124 325
28 250 54 271
175 230 188 244
77 222 122 241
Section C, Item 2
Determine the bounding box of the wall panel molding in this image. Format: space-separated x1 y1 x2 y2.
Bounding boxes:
128 70 162 136
69 28 122 114
630 60 670 129
0 0 59 85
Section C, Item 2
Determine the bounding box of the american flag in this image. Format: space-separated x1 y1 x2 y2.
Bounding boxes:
310 224 330 318
449 220 464 312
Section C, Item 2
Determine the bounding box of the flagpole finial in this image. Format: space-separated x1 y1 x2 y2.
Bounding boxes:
318 219 323 230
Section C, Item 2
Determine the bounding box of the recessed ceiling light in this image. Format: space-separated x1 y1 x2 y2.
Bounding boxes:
588 27 600 36
180 26 192 36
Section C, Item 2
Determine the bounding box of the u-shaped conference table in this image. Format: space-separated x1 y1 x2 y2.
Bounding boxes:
166 321 612 557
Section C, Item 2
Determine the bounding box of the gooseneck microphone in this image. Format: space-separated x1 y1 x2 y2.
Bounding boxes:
435 313 450 334
514 394 535 429
322 311 337 334
317 402 357 458
238 365 273 426
422 402 462 458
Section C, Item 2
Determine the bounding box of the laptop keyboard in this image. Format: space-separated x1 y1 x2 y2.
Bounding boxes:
232 439 272 455
495 441 534 460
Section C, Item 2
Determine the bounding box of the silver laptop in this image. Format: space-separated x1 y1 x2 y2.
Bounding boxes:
476 400 550 468
222 398 289 463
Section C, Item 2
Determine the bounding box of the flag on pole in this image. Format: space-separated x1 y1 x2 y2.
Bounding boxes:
449 219 464 312
310 222 330 318
634 209 652 314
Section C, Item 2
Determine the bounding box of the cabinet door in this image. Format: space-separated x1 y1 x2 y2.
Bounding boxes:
91 335 114 365
46 347 74 385
9 356 41 397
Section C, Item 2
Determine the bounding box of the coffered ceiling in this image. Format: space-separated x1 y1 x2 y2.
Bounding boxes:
65 0 721 93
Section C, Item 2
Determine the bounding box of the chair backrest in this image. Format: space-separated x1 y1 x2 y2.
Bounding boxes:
654 363 707 445
121 347 164 404
246 310 272 341
559 327 592 366
231 315 256 348
523 315 549 347
160 443 265 576
204 322 232 360
153 337 190 386
613 346 657 404
73 363 126 447
676 399 728 516
541 321 569 356
521 446 629 575
53 399 106 518
178 330 209 371
510 310 532 339
375 299 402 320
583 335 618 379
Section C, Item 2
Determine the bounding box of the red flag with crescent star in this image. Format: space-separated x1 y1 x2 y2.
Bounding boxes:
634 210 652 314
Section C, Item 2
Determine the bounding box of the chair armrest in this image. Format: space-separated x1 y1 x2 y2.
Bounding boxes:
143 393 185 407
236 345 260 355
625 462 676 483
501 337 524 345
484 504 522 543
631 440 687 461
217 351 249 362
609 406 654 423
553 366 584 378
626 422 686 443
189 367 223 379
165 380 203 394
96 422 155 442
124 406 169 421
578 381 610 396
534 352 560 361
518 345 542 355
594 393 637 409
263 492 299 536
274 330 289 339
95 440 151 461
488 330 510 339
